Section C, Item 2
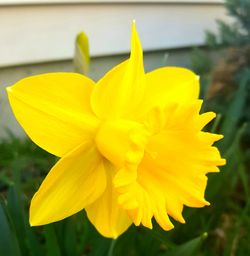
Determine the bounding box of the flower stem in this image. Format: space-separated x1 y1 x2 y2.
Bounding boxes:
107 239 116 256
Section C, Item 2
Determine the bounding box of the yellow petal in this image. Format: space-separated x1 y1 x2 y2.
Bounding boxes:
138 67 200 118
30 142 106 226
7 73 99 157
91 21 145 119
85 162 132 238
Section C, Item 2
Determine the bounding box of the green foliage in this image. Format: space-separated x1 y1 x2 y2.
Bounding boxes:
166 232 208 256
219 69 250 149
226 0 250 39
0 201 21 256
205 0 250 48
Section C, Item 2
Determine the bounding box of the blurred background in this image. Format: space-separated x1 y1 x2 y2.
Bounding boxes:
0 0 249 255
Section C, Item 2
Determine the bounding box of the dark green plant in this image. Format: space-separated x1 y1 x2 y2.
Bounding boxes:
206 0 250 48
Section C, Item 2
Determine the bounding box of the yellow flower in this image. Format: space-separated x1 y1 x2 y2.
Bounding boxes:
7 22 225 238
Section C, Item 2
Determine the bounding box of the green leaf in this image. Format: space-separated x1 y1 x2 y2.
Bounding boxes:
0 201 21 256
74 31 90 75
7 187 29 255
44 225 61 256
219 70 250 149
211 113 222 134
166 232 208 256
7 186 43 256
90 238 111 256
63 218 78 256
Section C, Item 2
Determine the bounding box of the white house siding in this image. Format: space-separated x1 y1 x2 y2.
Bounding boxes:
0 1 231 67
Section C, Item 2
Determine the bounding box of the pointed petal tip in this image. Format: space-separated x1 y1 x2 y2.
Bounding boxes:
208 112 217 122
178 216 186 224
221 158 226 165
29 201 36 226
29 215 40 227
131 20 136 35
131 21 138 37
132 20 138 34
6 86 11 92
148 223 153 230
29 200 46 226
134 222 140 227
214 157 226 166
29 206 43 227
163 222 174 231
29 221 39 227
209 111 217 119
180 219 186 224
205 200 210 206
6 86 14 95
130 19 143 57
143 222 153 230
216 134 224 140
197 99 203 104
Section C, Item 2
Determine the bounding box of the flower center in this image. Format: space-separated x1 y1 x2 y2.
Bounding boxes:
95 119 150 169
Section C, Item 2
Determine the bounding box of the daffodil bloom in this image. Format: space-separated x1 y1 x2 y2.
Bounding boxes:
7 22 225 238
